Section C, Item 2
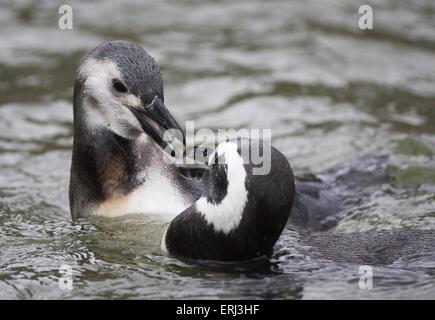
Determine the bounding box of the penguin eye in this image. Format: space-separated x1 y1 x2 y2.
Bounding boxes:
112 79 128 93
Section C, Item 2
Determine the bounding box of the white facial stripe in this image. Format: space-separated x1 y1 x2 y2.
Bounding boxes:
79 58 143 139
196 142 248 234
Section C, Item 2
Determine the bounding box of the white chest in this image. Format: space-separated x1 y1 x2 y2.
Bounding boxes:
94 169 191 222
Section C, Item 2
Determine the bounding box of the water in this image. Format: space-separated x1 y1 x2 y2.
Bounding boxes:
1 0 435 299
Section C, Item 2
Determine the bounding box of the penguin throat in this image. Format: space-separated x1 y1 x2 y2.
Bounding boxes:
195 143 248 234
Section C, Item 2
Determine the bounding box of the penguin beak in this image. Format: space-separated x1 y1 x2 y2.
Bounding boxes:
128 96 185 155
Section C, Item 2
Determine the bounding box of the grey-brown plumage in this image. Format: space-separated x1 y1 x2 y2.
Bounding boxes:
69 41 199 219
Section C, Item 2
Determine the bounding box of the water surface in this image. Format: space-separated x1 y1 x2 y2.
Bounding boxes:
0 0 435 299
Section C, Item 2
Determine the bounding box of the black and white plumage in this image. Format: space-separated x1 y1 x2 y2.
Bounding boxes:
163 139 295 261
69 40 295 261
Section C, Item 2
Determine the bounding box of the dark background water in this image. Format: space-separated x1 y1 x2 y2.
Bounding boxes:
0 0 434 299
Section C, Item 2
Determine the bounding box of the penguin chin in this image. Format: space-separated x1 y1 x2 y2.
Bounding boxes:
93 107 142 140
107 120 143 140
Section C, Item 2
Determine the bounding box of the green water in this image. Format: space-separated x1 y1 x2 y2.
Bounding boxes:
0 0 434 299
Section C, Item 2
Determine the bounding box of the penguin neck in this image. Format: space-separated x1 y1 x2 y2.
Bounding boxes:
71 84 162 199
70 124 197 218
196 145 249 234
163 143 252 258
71 124 150 198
